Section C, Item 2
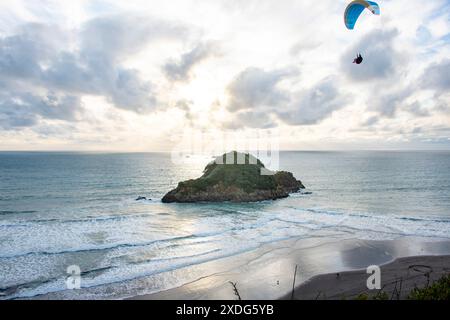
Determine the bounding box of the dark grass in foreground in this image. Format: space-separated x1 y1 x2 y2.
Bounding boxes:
408 274 450 300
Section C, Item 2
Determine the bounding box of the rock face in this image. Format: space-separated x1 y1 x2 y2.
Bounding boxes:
162 151 305 203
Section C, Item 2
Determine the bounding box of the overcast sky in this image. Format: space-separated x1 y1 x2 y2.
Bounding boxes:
0 0 449 151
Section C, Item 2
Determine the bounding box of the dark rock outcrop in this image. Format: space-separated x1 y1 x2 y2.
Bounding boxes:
162 151 305 203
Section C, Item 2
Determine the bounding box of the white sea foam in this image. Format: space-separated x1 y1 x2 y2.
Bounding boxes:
1 203 450 299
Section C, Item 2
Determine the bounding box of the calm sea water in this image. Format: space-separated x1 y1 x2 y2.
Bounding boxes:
0 151 449 299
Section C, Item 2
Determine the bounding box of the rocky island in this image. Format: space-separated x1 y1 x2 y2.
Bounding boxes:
162 151 305 203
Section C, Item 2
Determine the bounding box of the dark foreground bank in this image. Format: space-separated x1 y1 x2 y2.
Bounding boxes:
281 255 450 300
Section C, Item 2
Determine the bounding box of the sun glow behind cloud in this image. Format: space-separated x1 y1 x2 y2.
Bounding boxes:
0 0 449 151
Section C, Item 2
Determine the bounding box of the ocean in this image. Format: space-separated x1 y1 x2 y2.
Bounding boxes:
0 151 449 299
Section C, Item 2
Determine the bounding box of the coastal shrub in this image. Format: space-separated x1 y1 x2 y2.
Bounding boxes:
354 291 389 300
193 152 277 193
373 291 389 300
408 274 450 300
355 293 369 300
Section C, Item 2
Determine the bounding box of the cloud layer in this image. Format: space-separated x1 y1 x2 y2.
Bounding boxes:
164 42 218 81
224 67 348 128
0 13 187 131
0 0 449 150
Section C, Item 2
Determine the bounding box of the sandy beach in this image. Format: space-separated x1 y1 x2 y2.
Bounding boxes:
130 237 450 300
283 255 450 300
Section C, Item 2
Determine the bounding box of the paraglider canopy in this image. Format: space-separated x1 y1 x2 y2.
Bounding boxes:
344 0 380 30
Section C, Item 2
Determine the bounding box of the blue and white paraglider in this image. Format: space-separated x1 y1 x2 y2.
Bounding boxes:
344 1 381 65
344 0 380 30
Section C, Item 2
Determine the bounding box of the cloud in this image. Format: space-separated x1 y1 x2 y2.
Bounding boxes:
164 42 218 81
290 39 322 56
341 28 401 81
0 14 186 118
226 67 296 112
80 14 187 63
223 111 276 130
362 116 379 127
276 77 349 125
415 25 433 44
366 58 450 119
108 69 157 113
420 58 450 93
406 101 430 117
0 23 66 80
174 99 196 125
224 66 348 128
367 87 412 118
0 91 83 130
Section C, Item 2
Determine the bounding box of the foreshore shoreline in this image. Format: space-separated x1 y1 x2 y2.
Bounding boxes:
281 255 450 300
130 237 450 300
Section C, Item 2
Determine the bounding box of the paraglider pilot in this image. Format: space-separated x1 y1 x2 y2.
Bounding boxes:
353 53 363 64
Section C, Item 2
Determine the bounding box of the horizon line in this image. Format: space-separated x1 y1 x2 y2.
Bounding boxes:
1 149 450 153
